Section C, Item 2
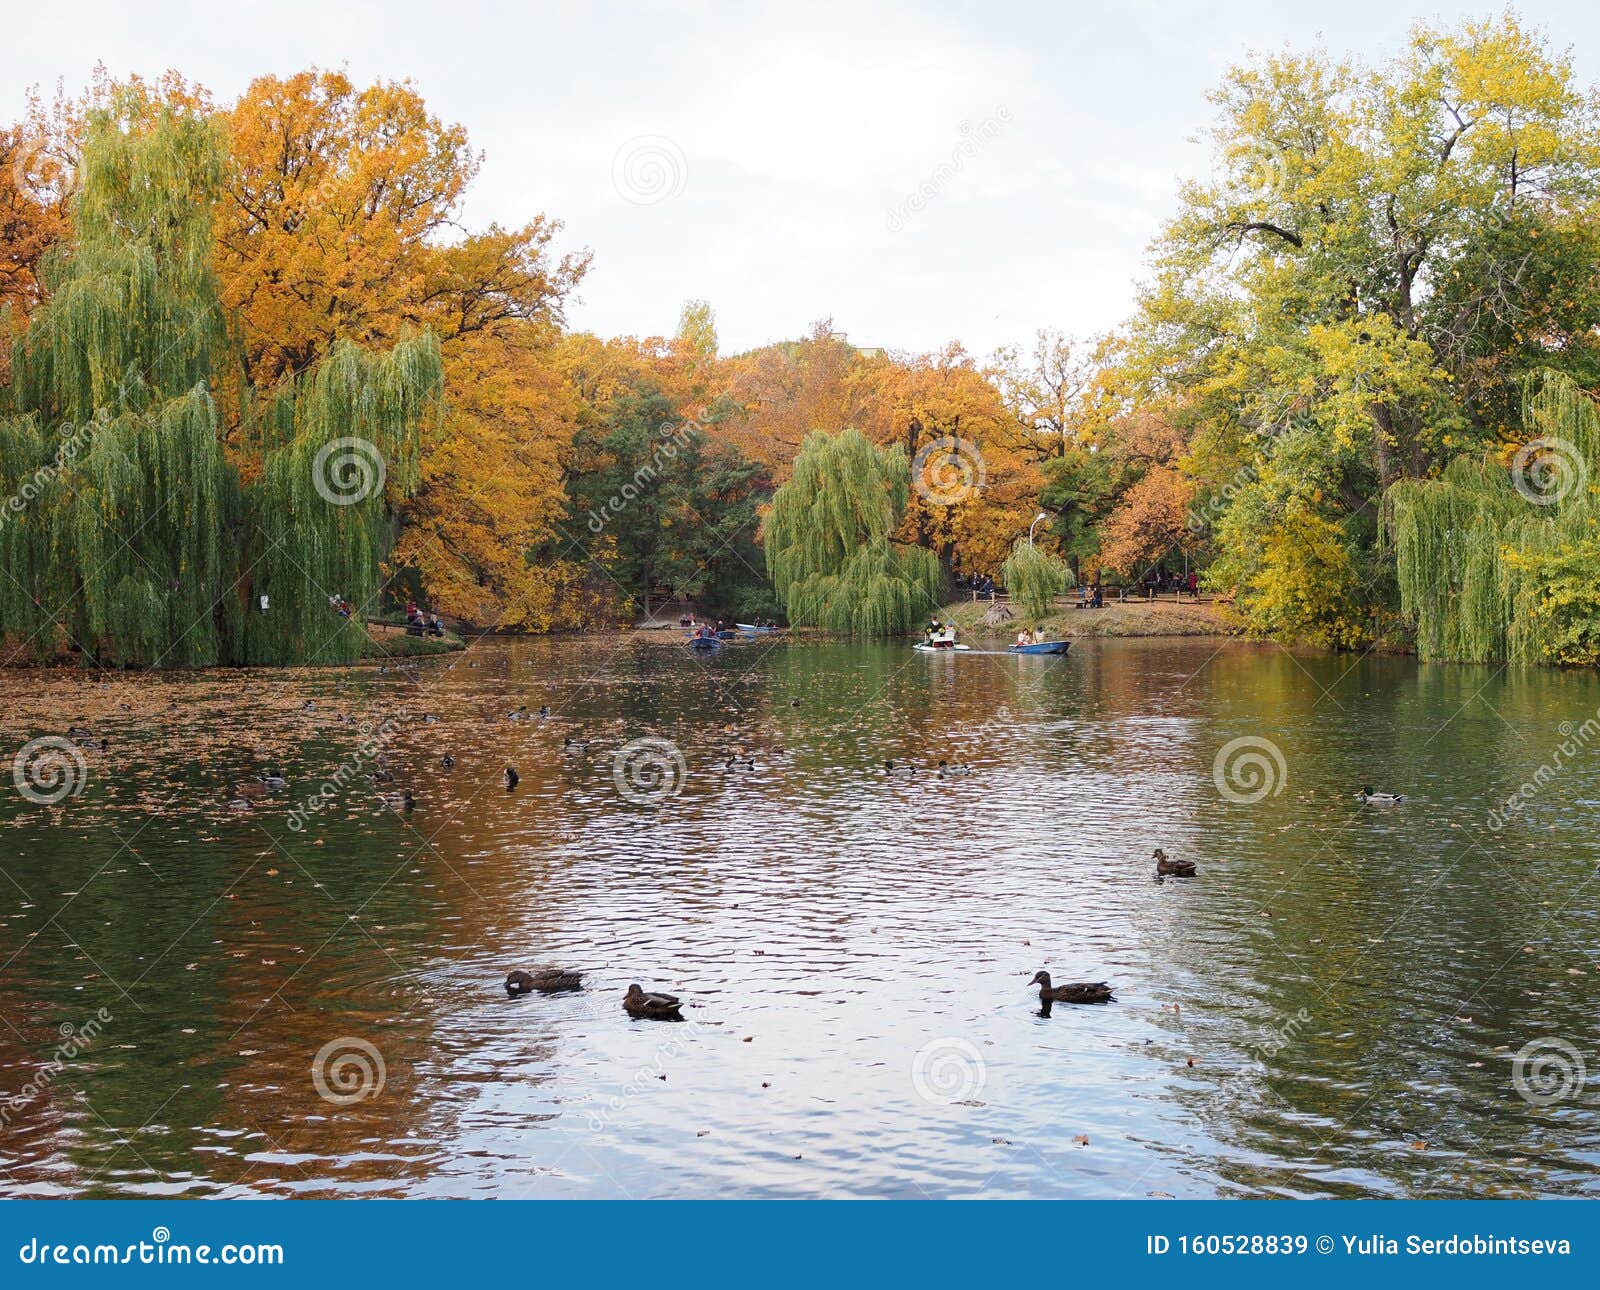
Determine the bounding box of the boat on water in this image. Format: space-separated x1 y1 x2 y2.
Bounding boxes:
912 642 973 653
736 623 779 634
1008 640 1071 655
686 636 723 650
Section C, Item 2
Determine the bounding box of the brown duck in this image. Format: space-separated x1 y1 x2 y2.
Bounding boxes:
1153 847 1196 877
505 969 583 997
623 983 683 1019
1030 971 1114 1005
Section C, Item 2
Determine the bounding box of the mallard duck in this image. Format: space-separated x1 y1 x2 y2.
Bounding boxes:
563 737 589 754
883 759 916 778
258 772 287 790
1355 786 1405 805
1154 847 1196 877
227 797 254 812
507 706 528 721
723 754 756 770
422 714 439 724
75 736 109 752
505 968 583 997
1030 971 1114 1005
440 754 456 770
371 766 395 785
504 766 520 788
623 983 683 1019
68 726 95 740
381 789 415 812
301 700 316 712
937 760 973 777
537 705 551 718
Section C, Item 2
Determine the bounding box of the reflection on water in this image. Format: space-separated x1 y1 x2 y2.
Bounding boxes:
1 636 1597 1198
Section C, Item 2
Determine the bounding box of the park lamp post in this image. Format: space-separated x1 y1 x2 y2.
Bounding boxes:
1028 512 1049 548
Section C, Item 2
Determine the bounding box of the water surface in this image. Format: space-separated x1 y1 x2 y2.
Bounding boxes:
1 635 1597 1197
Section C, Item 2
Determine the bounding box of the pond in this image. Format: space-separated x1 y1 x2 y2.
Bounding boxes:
1 634 1597 1198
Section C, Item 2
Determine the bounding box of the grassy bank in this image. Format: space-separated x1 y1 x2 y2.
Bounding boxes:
936 597 1238 640
361 626 468 659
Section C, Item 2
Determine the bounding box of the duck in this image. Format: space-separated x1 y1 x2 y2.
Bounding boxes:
883 759 916 778
1030 971 1114 1005
422 714 439 725
1153 847 1196 877
505 969 583 997
1355 786 1405 805
227 797 254 813
562 737 589 754
301 700 316 712
622 984 684 1020
723 753 756 770
504 766 520 789
67 726 94 740
937 760 972 777
440 754 456 770
381 789 415 812
506 706 529 722
537 705 551 719
257 771 287 790
76 736 110 752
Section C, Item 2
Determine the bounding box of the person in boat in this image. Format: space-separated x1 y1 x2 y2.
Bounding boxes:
1016 629 1031 648
1031 627 1045 644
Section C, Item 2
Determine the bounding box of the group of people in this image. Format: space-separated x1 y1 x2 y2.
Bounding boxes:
923 618 958 647
953 572 998 597
404 599 447 638
1141 567 1200 599
1014 627 1049 646
326 594 353 619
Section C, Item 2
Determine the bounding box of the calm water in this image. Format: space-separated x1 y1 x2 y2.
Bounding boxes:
1 635 1597 1198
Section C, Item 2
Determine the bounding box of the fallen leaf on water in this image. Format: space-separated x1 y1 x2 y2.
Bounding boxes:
1073 1135 1089 1147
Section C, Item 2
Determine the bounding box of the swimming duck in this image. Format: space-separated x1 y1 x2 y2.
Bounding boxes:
67 726 94 740
723 754 756 770
422 714 439 724
440 754 456 770
76 736 109 752
1154 847 1196 877
504 969 583 997
622 984 683 1020
538 705 551 718
563 737 589 754
258 772 287 790
301 700 316 712
381 789 415 812
371 765 395 785
1030 972 1114 1005
1355 786 1405 805
227 797 254 812
937 760 972 777
883 759 916 778
507 706 528 721
504 766 520 789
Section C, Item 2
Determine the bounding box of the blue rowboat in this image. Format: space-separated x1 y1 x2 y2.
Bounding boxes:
1008 640 1071 655
737 623 778 634
686 636 723 650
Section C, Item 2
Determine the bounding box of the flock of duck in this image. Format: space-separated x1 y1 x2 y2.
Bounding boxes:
501 845 1211 1021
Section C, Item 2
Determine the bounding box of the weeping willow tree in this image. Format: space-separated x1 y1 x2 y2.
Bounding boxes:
1387 370 1600 665
763 428 942 635
999 538 1070 619
0 97 441 667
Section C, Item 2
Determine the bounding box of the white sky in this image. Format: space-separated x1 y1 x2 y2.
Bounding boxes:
5 0 1598 356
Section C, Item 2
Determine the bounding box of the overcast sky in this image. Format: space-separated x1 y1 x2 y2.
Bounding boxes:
6 1 1599 356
